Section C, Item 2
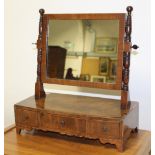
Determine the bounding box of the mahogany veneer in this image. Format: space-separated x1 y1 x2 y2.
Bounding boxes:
14 93 138 152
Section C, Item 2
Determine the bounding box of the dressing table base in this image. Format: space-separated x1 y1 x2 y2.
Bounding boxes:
14 93 139 152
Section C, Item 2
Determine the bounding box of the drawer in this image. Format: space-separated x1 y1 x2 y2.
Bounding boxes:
39 111 86 136
86 120 120 139
15 108 38 127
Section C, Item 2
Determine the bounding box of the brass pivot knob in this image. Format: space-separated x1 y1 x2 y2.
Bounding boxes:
24 116 29 120
131 45 139 49
60 120 65 127
103 127 108 132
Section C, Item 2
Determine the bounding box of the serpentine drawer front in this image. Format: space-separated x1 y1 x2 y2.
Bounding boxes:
15 108 120 139
38 111 86 136
86 119 120 139
38 111 120 138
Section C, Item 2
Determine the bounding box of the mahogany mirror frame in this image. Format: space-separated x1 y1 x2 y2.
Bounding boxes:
35 6 134 109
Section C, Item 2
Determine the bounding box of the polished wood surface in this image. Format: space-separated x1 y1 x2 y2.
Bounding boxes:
5 128 150 155
14 93 139 152
15 93 137 118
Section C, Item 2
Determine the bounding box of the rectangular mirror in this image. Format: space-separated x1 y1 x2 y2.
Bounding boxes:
47 19 119 84
41 14 125 90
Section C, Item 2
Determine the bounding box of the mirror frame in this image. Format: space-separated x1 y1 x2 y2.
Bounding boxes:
35 6 133 109
41 14 125 89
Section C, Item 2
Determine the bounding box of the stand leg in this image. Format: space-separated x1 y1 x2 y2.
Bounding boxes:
135 127 138 133
16 127 21 134
131 127 138 133
116 142 124 152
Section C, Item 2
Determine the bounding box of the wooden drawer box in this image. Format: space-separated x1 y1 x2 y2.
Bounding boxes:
38 111 86 136
15 108 120 139
15 108 38 127
14 94 139 152
86 119 120 139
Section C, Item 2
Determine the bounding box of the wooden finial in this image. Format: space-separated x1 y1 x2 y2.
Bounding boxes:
126 6 133 14
39 9 45 15
125 6 133 42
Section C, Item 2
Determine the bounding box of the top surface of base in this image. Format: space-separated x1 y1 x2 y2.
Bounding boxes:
15 93 138 119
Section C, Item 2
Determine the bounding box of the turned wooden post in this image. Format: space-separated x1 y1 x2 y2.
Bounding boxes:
35 9 46 99
121 6 133 109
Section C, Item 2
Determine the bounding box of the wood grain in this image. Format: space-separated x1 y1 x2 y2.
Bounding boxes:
4 129 150 155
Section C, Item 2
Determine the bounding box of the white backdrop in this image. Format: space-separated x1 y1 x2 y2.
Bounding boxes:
4 0 150 130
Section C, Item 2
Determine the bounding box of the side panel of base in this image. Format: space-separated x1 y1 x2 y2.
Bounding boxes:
123 102 139 132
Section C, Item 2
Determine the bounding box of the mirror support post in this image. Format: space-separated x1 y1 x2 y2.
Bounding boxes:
121 6 133 109
35 9 46 99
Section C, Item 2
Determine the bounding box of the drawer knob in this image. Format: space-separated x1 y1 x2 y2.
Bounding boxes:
24 116 29 120
40 112 44 117
60 120 65 127
103 127 108 132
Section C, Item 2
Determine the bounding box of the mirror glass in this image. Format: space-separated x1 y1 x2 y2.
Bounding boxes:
46 19 119 83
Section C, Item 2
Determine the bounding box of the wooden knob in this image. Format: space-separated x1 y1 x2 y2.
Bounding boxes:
40 112 44 117
126 6 133 13
103 127 108 132
39 9 45 15
25 116 29 120
60 120 65 126
131 44 139 49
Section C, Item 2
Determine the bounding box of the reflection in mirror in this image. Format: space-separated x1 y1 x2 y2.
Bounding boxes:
47 19 119 83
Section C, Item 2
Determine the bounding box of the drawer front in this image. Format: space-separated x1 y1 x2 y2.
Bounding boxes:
15 108 38 127
86 120 120 139
39 111 86 136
